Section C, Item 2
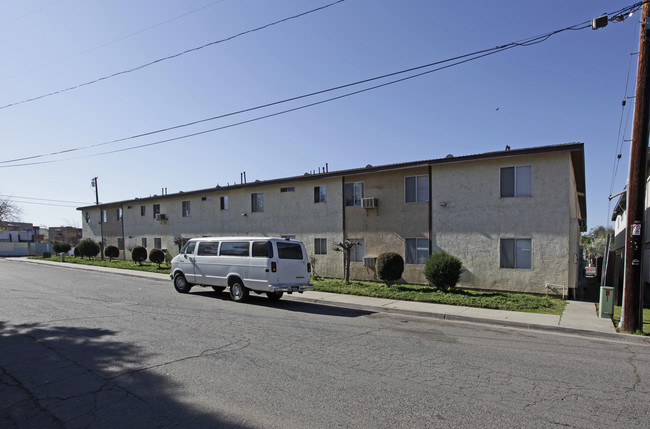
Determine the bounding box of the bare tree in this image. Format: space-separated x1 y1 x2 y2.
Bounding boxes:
333 239 359 284
0 197 22 223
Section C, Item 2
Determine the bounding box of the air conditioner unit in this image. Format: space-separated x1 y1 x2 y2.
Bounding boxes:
363 256 377 267
361 197 378 209
155 213 167 221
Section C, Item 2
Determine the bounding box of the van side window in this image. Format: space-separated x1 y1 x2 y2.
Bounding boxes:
183 241 197 255
197 242 219 256
252 241 273 258
277 242 303 260
220 242 250 256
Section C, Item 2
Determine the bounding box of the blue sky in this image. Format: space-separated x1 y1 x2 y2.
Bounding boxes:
0 0 642 230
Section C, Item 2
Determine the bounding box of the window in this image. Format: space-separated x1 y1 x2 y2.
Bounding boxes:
154 237 162 249
220 242 250 256
182 201 191 217
85 212 90 223
314 186 327 203
153 204 160 219
500 238 531 269
405 175 429 203
101 210 107 223
141 205 146 216
142 238 147 247
201 196 211 201
348 238 365 262
252 241 273 257
500 165 532 197
117 208 123 221
344 182 364 207
277 242 303 259
405 238 429 264
315 238 327 255
198 242 219 256
280 186 295 192
220 196 229 210
183 241 196 255
251 193 264 212
117 237 124 251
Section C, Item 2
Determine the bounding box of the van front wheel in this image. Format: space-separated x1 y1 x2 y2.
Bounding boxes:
229 281 249 302
173 273 192 294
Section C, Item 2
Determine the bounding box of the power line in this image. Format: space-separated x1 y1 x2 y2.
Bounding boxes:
0 0 63 29
0 0 226 82
0 194 90 205
0 2 643 168
0 0 346 111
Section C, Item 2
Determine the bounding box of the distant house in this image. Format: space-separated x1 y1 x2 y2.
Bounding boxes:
0 221 50 256
78 143 586 295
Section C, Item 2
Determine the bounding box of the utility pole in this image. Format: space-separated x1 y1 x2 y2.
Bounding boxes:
92 177 104 260
622 2 650 333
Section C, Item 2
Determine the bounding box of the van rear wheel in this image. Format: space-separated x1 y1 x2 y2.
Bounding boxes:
173 273 192 294
266 292 283 301
229 281 249 302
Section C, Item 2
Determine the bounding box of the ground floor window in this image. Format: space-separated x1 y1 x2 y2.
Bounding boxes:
154 237 162 249
405 238 429 264
349 238 365 262
500 238 531 269
315 238 327 255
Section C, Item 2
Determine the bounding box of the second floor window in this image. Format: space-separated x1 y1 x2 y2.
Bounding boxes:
251 193 264 212
220 196 229 210
153 204 160 218
182 201 191 217
344 182 364 207
500 165 532 198
314 186 326 203
117 208 123 221
405 175 429 203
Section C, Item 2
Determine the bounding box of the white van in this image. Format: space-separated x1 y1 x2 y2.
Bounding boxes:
170 237 312 302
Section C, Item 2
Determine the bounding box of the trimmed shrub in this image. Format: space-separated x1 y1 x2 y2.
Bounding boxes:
149 248 165 268
376 252 404 285
52 242 71 255
42 252 52 258
132 246 147 265
77 238 100 259
424 251 463 290
104 245 120 261
74 246 81 257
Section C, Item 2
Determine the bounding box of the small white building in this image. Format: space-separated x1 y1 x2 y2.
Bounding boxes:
78 143 586 295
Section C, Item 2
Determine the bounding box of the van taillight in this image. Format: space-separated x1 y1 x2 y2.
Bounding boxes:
307 262 311 273
271 262 277 273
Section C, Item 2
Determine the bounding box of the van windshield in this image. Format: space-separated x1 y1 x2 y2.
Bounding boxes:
277 242 303 260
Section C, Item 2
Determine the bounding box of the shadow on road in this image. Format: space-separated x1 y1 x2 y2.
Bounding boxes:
0 321 253 428
192 290 376 318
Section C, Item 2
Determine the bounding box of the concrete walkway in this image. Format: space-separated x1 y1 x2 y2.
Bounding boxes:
6 257 648 344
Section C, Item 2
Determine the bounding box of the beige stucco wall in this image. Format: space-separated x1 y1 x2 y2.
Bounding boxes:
431 152 572 294
80 149 581 294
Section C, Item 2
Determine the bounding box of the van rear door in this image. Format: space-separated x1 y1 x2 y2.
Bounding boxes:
275 241 309 285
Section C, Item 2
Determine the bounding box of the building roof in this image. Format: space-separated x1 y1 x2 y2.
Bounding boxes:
77 142 587 223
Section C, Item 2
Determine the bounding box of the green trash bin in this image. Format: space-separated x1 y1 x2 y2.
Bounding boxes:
598 286 614 318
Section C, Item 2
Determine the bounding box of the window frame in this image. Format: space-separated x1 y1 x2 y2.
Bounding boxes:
314 185 327 203
500 165 532 198
153 204 160 219
220 196 229 210
344 182 365 207
251 192 264 213
314 238 327 255
405 175 429 203
405 238 429 264
182 200 191 217
500 238 532 269
348 238 365 262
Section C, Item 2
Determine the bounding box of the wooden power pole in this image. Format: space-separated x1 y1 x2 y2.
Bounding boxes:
623 1 650 333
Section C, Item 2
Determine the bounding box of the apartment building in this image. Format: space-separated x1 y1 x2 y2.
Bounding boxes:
78 143 586 295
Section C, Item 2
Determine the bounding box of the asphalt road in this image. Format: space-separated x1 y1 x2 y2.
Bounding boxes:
1 259 648 428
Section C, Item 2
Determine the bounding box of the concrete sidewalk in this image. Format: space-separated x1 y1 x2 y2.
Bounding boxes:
6 257 648 344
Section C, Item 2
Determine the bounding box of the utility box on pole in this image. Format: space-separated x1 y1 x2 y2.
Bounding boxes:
598 286 615 319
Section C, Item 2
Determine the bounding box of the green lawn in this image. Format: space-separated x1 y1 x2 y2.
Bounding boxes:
33 255 171 274
613 306 650 335
312 277 565 315
31 255 565 315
